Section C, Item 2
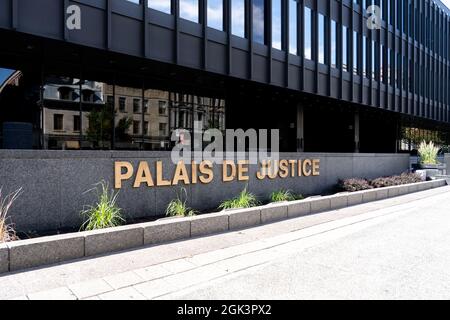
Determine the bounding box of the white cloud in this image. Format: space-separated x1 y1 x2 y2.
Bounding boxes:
442 0 450 10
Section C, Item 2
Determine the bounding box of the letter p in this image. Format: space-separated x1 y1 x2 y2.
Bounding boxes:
115 161 134 189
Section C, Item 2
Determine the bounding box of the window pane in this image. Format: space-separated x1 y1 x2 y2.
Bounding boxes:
304 7 312 60
148 0 171 14
272 0 282 49
180 0 199 23
208 0 223 30
318 14 325 64
331 20 337 68
232 0 246 37
253 0 266 45
289 0 297 55
343 26 348 72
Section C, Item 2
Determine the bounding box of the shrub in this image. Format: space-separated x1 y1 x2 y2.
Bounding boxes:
219 187 260 210
166 188 197 217
338 178 373 192
418 140 439 165
340 173 423 192
80 181 124 231
270 189 303 203
0 188 22 243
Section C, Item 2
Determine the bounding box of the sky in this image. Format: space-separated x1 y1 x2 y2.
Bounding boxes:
443 0 450 9
0 69 14 86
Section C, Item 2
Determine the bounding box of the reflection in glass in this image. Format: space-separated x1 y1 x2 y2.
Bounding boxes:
318 14 325 64
304 7 312 60
148 0 171 14
208 0 223 31
253 0 265 44
232 0 246 38
272 0 282 49
289 0 297 55
180 0 199 23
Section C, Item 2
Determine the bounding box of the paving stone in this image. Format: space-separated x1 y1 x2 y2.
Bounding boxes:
28 287 77 300
69 279 114 299
133 279 178 299
99 287 146 300
134 264 173 281
103 271 144 290
159 259 197 274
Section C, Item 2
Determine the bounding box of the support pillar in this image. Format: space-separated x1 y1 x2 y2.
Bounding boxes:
354 112 360 153
296 104 304 152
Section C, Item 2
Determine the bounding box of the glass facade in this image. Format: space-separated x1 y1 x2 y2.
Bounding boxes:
0 65 225 150
2 0 450 151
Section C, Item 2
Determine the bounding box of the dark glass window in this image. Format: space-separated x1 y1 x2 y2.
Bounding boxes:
133 120 140 135
119 97 126 112
133 98 141 113
54 114 63 131
253 0 266 45
73 115 81 132
232 0 246 38
180 0 199 23
148 0 171 14
208 0 223 30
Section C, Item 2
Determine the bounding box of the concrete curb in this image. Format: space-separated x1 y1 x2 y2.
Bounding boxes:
1 179 447 274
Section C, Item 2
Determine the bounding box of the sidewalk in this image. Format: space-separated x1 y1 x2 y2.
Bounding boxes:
1 185 449 300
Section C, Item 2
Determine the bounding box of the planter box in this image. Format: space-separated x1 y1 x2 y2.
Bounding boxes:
418 163 447 179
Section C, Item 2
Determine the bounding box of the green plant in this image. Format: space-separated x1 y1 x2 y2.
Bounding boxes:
166 188 197 217
80 181 124 231
270 189 302 202
418 140 439 165
219 187 260 210
0 187 22 243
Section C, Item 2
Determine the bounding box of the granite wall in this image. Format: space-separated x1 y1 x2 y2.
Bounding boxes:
0 151 410 232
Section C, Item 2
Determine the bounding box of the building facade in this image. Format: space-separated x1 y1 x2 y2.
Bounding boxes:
0 0 449 153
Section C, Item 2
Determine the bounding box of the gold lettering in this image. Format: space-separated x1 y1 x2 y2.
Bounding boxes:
191 161 198 184
156 161 171 186
172 161 190 185
289 160 297 177
114 161 134 189
279 160 289 178
237 160 250 181
199 160 214 184
302 159 312 177
223 160 236 182
133 161 154 188
267 160 278 179
312 159 320 176
256 160 267 180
